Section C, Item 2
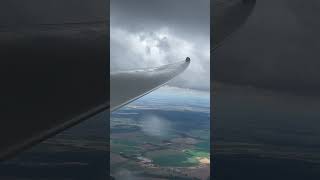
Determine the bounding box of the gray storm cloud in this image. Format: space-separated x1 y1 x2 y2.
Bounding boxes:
213 0 320 95
111 0 210 91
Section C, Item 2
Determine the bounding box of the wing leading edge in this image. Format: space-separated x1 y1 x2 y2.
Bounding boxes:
110 57 191 111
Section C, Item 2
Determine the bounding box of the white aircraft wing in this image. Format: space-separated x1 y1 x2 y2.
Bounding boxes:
110 57 191 111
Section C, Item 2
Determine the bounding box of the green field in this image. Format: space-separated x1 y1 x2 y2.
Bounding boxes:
146 149 198 167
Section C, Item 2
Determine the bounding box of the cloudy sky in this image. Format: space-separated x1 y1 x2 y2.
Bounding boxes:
214 0 320 95
110 0 210 91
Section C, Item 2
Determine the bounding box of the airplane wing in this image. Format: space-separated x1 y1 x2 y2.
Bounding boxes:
0 0 109 160
111 58 191 111
0 0 255 161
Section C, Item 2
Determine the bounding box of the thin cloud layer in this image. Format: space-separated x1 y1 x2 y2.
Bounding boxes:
140 115 171 137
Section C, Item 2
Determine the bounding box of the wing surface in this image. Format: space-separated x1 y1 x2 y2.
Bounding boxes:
110 58 191 111
0 0 109 160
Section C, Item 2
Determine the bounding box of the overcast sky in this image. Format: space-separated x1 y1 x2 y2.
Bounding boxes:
110 0 210 91
214 0 320 95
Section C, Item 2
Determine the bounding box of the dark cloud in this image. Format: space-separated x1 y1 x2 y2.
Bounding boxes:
111 0 209 36
111 0 210 91
213 0 320 95
0 0 107 25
